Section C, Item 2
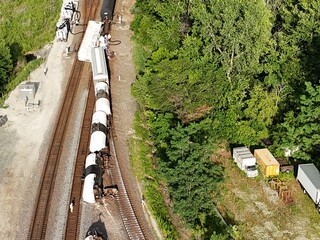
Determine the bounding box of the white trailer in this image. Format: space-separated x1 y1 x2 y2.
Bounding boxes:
297 163 320 211
233 146 258 178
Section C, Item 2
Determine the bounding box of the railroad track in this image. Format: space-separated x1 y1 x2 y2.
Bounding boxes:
28 56 84 240
64 74 95 240
63 1 100 239
30 0 154 238
28 0 100 239
109 131 147 239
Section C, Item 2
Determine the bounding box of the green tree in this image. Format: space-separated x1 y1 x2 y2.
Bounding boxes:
0 41 13 93
131 0 185 54
148 114 225 236
273 82 320 161
132 37 218 122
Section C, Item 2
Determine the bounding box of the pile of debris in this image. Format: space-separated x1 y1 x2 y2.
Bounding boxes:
269 178 294 204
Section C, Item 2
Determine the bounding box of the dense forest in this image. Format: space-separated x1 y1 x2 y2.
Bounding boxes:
0 0 61 104
130 0 320 239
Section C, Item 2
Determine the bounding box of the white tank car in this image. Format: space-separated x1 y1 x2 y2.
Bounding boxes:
83 174 96 204
95 97 111 115
85 153 96 168
91 110 107 126
89 130 106 153
83 154 97 204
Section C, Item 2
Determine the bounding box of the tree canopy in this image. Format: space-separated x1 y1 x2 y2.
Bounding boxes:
0 41 13 94
131 0 320 237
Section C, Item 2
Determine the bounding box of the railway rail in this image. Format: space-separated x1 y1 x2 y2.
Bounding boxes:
64 75 95 240
30 0 155 239
109 131 147 239
28 0 100 239
28 56 84 240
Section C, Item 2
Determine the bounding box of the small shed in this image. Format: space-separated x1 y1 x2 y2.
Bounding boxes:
19 82 36 100
254 148 280 177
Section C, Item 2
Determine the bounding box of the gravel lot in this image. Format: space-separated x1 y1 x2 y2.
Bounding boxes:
0 38 71 239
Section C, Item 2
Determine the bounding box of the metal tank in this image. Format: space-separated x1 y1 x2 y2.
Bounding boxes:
91 46 108 81
85 153 96 168
89 131 106 153
95 98 111 115
100 0 116 20
83 174 96 204
91 110 107 126
83 153 98 204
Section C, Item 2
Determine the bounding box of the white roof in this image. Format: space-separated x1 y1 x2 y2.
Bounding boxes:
299 164 320 189
78 21 102 62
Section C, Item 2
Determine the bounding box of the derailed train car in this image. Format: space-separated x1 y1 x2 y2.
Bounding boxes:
83 48 111 204
81 14 114 204
91 46 109 82
100 0 116 20
82 153 105 204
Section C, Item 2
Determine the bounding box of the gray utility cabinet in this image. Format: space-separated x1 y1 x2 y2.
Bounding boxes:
297 163 320 210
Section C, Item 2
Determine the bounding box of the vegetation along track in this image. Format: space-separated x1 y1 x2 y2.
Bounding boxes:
28 1 100 239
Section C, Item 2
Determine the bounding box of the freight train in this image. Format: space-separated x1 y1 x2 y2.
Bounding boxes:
81 1 116 203
82 44 112 204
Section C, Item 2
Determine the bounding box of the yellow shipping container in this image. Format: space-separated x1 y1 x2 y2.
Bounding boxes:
254 148 280 177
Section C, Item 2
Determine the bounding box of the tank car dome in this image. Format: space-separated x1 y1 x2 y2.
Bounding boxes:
95 81 109 95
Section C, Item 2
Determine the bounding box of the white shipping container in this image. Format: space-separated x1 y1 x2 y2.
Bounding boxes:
233 147 256 170
297 163 320 206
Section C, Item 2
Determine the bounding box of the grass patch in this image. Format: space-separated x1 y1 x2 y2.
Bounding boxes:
0 0 62 52
214 149 320 239
0 0 62 102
